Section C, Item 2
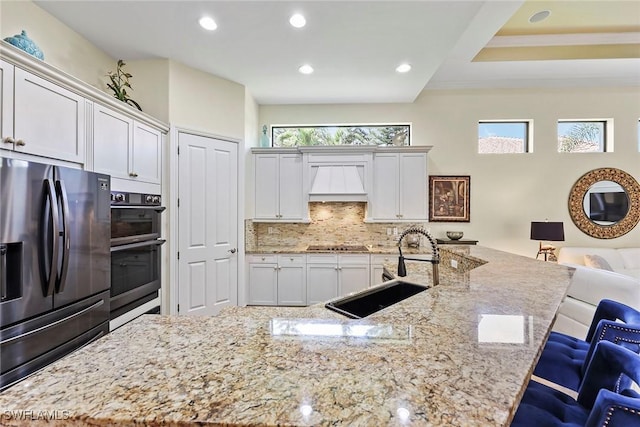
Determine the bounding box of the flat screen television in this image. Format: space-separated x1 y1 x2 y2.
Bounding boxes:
589 192 629 222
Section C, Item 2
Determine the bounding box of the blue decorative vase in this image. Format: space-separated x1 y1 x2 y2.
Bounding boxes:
3 30 44 60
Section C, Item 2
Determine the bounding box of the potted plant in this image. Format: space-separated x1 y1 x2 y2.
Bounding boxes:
106 59 142 111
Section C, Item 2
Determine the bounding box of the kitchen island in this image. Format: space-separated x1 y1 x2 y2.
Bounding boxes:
0 246 573 426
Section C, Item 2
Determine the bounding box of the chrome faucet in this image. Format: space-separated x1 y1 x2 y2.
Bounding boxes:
397 227 440 286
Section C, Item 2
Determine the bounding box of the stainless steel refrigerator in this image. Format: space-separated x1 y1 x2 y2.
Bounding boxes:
1 157 111 390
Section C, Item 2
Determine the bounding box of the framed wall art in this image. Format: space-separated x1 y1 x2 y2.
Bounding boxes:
429 176 470 222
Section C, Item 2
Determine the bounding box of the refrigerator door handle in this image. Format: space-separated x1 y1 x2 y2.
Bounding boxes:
54 180 71 293
41 179 60 297
0 244 6 301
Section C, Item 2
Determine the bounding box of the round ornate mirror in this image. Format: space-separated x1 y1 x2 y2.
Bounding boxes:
568 168 640 239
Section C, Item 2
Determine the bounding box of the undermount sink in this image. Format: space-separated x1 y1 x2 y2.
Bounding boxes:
325 280 429 319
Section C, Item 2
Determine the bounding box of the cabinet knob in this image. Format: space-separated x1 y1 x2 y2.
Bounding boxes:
290 257 294 261
2 136 15 144
261 257 266 261
129 172 138 178
15 139 25 146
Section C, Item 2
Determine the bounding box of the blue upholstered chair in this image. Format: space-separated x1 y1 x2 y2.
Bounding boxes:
533 299 640 391
512 341 640 426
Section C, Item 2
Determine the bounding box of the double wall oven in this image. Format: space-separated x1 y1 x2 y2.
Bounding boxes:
110 191 165 330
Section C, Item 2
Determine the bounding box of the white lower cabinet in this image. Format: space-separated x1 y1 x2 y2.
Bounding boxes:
248 253 376 306
247 254 306 306
247 255 278 305
276 255 307 306
306 256 339 305
306 254 370 305
371 254 395 286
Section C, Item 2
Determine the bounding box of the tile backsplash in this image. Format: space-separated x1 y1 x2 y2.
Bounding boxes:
245 202 428 250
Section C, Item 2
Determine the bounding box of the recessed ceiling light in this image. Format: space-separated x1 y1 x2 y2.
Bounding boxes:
290 13 306 28
298 64 314 75
396 63 412 73
199 16 217 31
529 10 551 24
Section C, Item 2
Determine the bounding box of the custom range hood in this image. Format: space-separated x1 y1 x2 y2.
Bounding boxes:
308 165 367 202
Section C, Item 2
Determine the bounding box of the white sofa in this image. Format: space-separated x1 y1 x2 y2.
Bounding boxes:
552 247 640 339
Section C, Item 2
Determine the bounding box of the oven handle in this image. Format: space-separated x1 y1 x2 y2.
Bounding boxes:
110 205 166 213
111 233 161 247
110 239 166 252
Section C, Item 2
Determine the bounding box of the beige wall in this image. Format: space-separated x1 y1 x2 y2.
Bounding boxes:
126 59 171 124
1 1 248 140
259 87 640 257
0 0 114 89
167 61 245 139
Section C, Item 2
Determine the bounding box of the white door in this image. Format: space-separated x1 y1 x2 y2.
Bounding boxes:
178 131 238 316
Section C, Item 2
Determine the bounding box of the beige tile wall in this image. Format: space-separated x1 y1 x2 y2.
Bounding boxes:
245 202 428 251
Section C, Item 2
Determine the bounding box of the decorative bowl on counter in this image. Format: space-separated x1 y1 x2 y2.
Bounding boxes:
446 231 464 240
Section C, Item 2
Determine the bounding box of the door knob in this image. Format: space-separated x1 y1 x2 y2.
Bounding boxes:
228 248 237 254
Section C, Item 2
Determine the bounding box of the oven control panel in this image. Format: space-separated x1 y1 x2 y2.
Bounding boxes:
110 192 162 206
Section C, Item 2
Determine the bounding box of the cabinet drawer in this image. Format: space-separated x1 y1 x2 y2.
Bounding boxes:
371 254 395 265
277 254 306 265
306 254 338 264
247 254 278 263
338 254 370 264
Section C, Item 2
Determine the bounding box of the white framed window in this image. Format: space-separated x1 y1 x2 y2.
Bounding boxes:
557 120 611 153
478 121 531 153
270 124 411 147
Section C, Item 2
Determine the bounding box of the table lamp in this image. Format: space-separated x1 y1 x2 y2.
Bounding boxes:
530 221 564 261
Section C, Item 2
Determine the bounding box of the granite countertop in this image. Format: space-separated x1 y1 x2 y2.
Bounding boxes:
0 246 574 426
246 245 437 255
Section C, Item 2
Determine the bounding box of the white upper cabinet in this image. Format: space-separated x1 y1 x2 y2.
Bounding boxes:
369 148 429 221
93 103 132 177
1 45 168 188
2 63 85 164
253 149 305 221
131 121 162 184
0 60 14 151
93 103 162 186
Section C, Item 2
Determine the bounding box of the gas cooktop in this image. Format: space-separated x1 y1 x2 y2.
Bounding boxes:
306 245 370 252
